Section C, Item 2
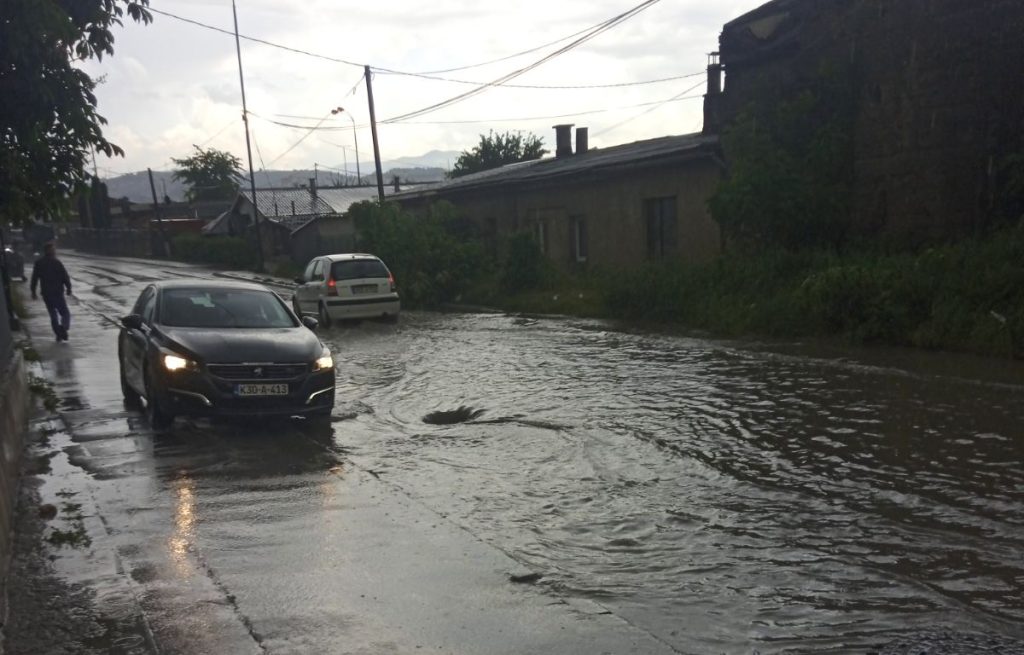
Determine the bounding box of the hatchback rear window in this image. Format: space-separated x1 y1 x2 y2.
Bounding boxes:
331 259 388 280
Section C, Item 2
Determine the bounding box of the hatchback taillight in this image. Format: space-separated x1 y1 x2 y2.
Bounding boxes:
388 273 396 292
327 277 338 296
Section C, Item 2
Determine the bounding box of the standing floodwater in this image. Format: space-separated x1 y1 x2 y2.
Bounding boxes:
11 254 1024 655
331 312 1024 653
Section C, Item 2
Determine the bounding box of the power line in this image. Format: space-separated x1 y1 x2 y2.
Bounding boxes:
147 5 683 90
265 111 333 166
389 92 706 125
409 15 621 75
149 7 365 68
593 79 707 137
382 0 665 124
249 86 704 133
250 112 355 131
378 69 703 90
250 129 275 189
198 116 238 147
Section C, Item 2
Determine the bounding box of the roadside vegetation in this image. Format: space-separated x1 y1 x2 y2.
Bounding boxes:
168 65 1023 359
342 191 1023 359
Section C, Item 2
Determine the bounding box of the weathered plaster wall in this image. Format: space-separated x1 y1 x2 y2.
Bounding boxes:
720 0 1024 240
422 160 722 271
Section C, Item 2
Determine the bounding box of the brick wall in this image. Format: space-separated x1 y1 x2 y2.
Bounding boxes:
719 0 1024 241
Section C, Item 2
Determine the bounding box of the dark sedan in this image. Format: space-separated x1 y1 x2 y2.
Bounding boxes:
118 280 335 430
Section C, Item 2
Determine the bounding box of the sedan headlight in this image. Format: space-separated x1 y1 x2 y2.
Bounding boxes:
314 350 334 372
162 354 194 372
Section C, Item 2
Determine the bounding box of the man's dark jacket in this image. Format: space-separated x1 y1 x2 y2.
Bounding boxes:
31 256 72 300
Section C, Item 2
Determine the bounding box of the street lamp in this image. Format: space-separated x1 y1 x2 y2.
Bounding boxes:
331 107 361 184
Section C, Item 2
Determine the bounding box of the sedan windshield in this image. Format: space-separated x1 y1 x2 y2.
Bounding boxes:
331 259 388 280
160 288 296 328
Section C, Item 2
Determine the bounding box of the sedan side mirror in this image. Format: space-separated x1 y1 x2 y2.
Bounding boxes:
301 316 319 331
294 276 305 285
121 314 144 330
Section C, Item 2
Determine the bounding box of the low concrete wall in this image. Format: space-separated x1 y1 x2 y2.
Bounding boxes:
0 349 28 635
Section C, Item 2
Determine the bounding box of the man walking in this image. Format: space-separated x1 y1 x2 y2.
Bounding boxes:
30 242 73 341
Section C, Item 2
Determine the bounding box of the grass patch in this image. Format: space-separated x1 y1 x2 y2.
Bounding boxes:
46 492 91 548
19 343 40 362
47 525 91 549
28 375 59 412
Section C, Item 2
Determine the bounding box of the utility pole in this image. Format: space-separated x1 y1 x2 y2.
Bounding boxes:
314 162 319 188
232 0 265 272
364 65 385 202
148 168 169 257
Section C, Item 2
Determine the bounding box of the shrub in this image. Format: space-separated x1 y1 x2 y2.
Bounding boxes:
499 231 546 293
351 200 488 308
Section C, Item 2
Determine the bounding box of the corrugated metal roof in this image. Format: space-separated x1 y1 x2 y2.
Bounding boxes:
241 187 389 220
395 132 718 200
316 187 384 213
241 188 331 221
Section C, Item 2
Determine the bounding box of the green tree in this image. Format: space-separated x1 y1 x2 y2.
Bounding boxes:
351 200 487 307
172 146 244 202
0 0 152 223
450 131 547 179
709 68 856 251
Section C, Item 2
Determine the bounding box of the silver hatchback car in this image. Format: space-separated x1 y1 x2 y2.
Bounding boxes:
292 253 400 326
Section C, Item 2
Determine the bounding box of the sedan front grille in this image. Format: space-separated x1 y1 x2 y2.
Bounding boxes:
207 363 309 380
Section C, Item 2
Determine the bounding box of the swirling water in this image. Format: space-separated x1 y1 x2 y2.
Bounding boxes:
325 312 1024 653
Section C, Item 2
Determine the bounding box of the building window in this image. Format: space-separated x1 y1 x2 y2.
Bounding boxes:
644 196 677 258
571 216 588 263
535 220 547 255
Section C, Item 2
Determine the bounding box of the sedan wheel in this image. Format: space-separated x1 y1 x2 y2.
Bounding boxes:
144 367 175 432
318 302 332 329
119 357 141 408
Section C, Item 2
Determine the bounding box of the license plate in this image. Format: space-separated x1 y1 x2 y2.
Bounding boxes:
352 284 378 294
236 383 289 396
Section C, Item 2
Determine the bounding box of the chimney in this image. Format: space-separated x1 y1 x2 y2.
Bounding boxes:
575 127 589 155
309 177 318 199
703 52 724 135
553 123 574 157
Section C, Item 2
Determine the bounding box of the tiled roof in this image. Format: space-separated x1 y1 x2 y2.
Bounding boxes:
394 132 719 200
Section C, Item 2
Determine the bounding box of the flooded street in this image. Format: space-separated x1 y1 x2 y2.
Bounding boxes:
337 314 1024 652
12 252 1024 654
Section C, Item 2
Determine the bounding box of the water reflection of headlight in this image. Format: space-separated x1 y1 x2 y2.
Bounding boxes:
169 475 196 573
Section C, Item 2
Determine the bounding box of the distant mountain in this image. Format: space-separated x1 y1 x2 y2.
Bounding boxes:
381 150 459 171
104 157 454 202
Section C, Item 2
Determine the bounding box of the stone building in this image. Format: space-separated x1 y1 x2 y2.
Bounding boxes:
396 126 724 271
718 0 1024 240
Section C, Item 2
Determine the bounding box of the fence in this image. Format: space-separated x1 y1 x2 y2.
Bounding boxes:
64 228 163 258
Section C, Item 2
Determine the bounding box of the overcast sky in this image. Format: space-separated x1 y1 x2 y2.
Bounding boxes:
84 0 765 177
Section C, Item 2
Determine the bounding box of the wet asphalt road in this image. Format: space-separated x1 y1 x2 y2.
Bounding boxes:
12 252 1024 654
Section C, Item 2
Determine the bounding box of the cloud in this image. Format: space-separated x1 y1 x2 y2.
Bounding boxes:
88 0 768 172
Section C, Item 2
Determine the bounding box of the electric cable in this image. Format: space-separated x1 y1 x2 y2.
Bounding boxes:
593 79 707 137
382 0 664 124
147 4 683 90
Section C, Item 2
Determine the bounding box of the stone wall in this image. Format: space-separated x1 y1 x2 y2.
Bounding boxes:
0 348 28 630
719 0 1024 241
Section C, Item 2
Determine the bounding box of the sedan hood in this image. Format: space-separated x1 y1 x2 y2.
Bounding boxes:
160 326 323 364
